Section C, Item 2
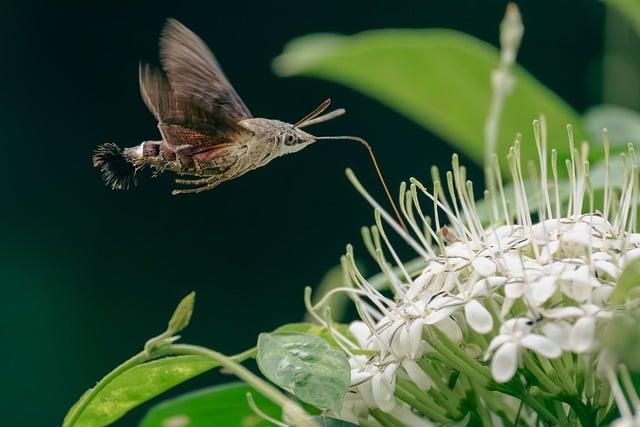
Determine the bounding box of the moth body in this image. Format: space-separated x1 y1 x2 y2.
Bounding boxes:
92 18 338 195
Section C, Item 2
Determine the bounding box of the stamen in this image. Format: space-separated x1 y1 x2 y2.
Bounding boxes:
533 118 552 220
446 171 469 242
551 149 561 220
346 169 428 258
399 184 435 256
374 210 412 288
493 153 511 225
603 129 611 221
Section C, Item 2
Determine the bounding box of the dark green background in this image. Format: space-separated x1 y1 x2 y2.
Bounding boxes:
0 1 605 425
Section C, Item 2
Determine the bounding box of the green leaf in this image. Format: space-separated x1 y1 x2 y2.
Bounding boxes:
273 30 587 170
607 0 640 35
64 355 217 427
611 258 640 304
139 382 280 427
273 322 355 348
256 332 350 411
585 104 640 147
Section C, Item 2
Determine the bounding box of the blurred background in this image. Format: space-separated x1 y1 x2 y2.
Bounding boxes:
0 0 615 425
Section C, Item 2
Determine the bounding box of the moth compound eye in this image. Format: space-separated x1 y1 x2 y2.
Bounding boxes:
285 133 297 146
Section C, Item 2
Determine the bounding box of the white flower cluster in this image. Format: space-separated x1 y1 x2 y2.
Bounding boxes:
316 125 640 426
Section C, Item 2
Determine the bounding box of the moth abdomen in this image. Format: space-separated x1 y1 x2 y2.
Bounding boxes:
92 143 138 190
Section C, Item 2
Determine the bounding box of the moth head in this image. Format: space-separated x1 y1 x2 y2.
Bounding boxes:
280 126 316 153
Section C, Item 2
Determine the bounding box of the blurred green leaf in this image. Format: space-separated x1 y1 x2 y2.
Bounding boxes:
274 322 355 348
256 332 350 411
605 309 640 371
585 104 640 147
64 355 216 427
607 0 640 35
305 265 350 323
611 258 640 304
273 30 587 170
139 382 280 427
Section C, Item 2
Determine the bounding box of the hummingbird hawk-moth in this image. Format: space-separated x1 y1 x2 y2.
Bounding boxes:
93 18 348 195
93 19 406 229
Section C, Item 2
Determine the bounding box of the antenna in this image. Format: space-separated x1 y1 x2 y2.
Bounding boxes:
294 99 332 128
316 135 408 232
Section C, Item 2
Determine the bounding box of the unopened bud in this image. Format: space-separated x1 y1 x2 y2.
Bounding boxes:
168 292 196 335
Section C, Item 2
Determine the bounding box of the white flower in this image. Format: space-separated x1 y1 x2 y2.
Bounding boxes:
486 318 561 383
544 304 613 353
314 117 640 424
371 363 397 412
425 281 493 334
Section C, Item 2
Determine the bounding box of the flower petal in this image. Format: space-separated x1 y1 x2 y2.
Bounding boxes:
545 306 584 319
472 257 497 276
435 317 463 343
424 305 459 325
491 342 519 383
372 368 396 412
349 321 371 347
529 276 557 306
402 359 432 391
487 334 511 355
464 299 493 334
521 334 562 359
542 320 572 351
505 281 524 299
570 317 596 353
408 319 425 359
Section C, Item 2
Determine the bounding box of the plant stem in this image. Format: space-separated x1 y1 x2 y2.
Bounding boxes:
370 409 404 427
484 3 524 185
398 378 458 419
519 392 559 425
550 357 577 395
523 352 563 395
431 327 492 381
418 359 460 404
166 344 295 410
566 397 595 427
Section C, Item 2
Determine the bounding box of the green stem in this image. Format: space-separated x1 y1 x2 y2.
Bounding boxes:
427 336 487 384
567 397 595 427
550 357 577 395
474 385 517 422
431 328 492 381
519 392 559 425
370 409 404 427
399 378 459 419
523 352 563 395
395 383 450 423
553 400 569 425
471 381 493 426
418 359 460 404
166 344 293 410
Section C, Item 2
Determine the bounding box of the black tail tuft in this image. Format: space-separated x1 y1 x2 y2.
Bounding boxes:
92 143 137 190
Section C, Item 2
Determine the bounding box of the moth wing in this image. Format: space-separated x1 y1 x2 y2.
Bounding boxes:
159 18 252 124
139 64 246 147
139 64 217 129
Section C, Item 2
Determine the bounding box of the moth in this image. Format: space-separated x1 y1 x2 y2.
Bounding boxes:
93 19 405 229
93 18 347 195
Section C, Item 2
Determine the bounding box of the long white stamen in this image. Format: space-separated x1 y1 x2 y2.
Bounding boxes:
347 169 430 259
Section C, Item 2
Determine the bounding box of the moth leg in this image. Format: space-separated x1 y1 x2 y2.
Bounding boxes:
171 178 222 195
174 177 212 185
